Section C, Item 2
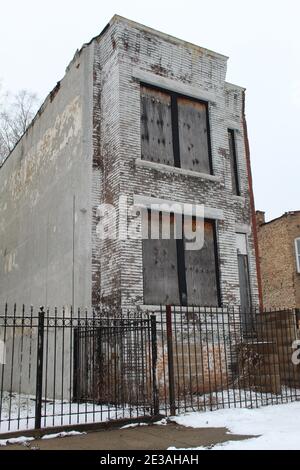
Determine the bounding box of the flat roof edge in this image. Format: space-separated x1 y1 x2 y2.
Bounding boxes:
260 211 300 227
109 14 229 60
225 81 246 92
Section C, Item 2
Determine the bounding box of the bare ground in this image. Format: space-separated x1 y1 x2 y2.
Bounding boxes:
0 423 255 450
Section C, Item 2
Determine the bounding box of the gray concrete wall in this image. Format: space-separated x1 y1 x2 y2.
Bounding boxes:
0 44 94 310
2 326 73 400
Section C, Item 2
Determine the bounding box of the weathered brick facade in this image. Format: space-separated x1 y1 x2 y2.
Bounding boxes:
93 16 259 309
256 210 300 309
0 15 259 311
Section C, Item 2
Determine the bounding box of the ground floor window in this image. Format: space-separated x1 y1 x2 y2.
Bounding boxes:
142 210 220 306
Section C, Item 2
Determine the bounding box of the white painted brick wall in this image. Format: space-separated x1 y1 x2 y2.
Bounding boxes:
92 16 259 309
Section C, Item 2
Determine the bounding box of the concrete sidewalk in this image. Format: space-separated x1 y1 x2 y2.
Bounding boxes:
0 423 254 450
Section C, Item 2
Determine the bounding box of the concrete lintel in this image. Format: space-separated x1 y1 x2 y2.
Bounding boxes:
235 223 251 234
132 67 217 103
227 120 242 131
135 158 222 183
133 194 224 220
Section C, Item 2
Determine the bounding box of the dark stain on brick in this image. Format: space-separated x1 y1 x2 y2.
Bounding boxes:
179 74 191 84
150 64 168 77
218 147 227 157
122 32 129 51
135 41 140 53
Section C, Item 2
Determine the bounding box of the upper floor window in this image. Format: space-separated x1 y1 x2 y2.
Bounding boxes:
295 238 300 273
228 129 240 196
140 84 212 175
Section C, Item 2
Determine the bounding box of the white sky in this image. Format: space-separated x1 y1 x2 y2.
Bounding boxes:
0 0 299 221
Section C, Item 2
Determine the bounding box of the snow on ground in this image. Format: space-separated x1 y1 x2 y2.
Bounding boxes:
120 422 149 429
0 391 149 433
168 401 300 450
0 431 86 446
1 388 300 447
177 386 299 412
41 431 86 440
0 436 34 447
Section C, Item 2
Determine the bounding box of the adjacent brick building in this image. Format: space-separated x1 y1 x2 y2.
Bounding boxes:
0 15 260 312
256 210 300 309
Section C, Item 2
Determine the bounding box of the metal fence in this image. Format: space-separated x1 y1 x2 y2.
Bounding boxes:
0 306 157 434
0 304 300 435
154 306 300 414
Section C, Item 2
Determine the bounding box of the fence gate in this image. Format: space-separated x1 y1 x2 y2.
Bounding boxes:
73 316 159 413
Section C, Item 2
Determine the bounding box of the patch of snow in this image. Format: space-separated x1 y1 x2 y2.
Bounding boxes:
41 431 86 440
174 386 299 412
169 401 300 450
0 391 149 433
1 387 299 437
0 436 34 447
153 418 168 426
120 422 149 429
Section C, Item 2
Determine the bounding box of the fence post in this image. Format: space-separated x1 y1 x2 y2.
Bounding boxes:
296 309 300 329
150 315 159 416
73 327 79 402
166 305 176 416
35 306 45 429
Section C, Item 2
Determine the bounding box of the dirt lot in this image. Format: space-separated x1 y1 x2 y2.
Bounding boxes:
0 423 254 450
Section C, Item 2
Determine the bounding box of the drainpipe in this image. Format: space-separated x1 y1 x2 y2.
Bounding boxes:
242 90 263 311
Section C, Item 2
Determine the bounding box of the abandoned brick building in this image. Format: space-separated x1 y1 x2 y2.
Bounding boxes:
0 15 260 312
257 210 300 309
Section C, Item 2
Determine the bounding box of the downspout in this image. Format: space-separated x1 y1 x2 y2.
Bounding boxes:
242 90 263 310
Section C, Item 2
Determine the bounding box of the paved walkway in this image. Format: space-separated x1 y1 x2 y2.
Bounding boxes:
0 423 254 450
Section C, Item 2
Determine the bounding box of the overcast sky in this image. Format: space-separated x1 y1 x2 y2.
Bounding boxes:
0 0 299 221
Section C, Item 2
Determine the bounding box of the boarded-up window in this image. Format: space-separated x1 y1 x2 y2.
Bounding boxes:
184 220 219 306
141 86 174 166
178 97 211 174
142 211 180 305
140 85 212 175
228 129 240 195
142 211 220 306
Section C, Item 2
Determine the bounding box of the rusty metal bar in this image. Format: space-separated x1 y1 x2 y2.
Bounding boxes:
35 307 45 430
151 315 159 416
166 305 176 416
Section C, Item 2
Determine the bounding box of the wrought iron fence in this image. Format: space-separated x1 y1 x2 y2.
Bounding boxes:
0 304 300 435
153 305 300 414
0 305 157 434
